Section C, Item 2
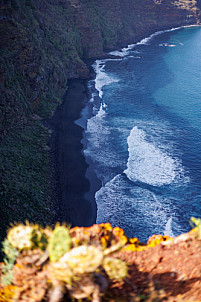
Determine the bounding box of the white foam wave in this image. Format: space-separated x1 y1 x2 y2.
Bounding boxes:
109 44 137 57
124 126 186 186
137 27 181 45
109 50 126 57
92 60 119 99
85 111 108 143
84 111 123 175
97 102 107 117
122 43 136 52
95 174 177 240
163 217 175 237
89 92 96 103
109 26 183 59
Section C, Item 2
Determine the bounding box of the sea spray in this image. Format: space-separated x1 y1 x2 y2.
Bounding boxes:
124 126 186 186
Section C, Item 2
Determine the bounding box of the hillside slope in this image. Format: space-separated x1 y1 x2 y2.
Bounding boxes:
0 0 201 241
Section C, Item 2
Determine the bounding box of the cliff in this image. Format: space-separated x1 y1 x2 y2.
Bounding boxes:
0 221 201 301
0 0 201 241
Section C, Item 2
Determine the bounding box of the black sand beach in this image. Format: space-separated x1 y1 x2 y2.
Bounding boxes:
49 79 98 227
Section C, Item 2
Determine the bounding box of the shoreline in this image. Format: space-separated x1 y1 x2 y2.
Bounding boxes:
48 23 199 229
48 79 100 227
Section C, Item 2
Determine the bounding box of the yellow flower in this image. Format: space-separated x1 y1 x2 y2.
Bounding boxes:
0 285 16 302
129 237 140 244
122 244 147 252
99 223 113 232
113 227 128 245
147 235 172 247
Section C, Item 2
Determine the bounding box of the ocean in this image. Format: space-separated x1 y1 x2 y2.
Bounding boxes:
77 26 201 242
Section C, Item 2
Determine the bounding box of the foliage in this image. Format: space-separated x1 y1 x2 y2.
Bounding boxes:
1 221 201 301
1 239 18 286
0 0 81 245
48 225 71 262
0 223 129 301
7 223 48 251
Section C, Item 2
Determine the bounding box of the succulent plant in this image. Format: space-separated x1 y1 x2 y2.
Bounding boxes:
48 225 71 262
68 274 96 299
2 239 18 261
7 224 48 251
7 224 35 250
48 260 73 285
59 245 103 274
1 239 19 286
31 228 48 251
103 257 128 280
1 222 129 301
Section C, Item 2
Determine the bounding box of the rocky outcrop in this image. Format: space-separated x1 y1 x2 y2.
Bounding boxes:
0 0 200 242
0 222 201 301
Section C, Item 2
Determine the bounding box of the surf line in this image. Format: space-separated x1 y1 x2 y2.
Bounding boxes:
82 24 197 226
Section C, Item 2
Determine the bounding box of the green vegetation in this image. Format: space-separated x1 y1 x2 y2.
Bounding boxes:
1 239 19 286
0 0 200 247
81 0 122 48
1 220 200 300
48 225 72 262
0 0 84 244
0 122 53 245
0 223 128 301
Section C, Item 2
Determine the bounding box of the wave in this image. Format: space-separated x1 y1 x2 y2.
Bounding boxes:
159 40 184 47
83 59 123 177
109 45 138 57
95 174 178 240
124 126 187 186
92 60 119 99
137 27 181 45
163 217 175 237
110 26 183 58
84 110 123 182
97 27 185 95
109 50 127 57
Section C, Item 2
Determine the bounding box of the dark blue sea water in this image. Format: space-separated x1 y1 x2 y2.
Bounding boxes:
78 26 201 242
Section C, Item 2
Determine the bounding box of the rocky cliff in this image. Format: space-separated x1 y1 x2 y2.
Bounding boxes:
0 0 201 241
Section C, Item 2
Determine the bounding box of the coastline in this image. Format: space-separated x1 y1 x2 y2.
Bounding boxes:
49 79 99 227
48 23 199 229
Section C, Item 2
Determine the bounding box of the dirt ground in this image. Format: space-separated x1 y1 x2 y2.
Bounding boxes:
0 225 201 302
108 231 201 301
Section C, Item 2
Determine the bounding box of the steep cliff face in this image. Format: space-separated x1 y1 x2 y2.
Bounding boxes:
80 0 200 49
0 0 200 241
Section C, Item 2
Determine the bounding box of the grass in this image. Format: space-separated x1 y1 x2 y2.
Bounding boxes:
0 121 54 245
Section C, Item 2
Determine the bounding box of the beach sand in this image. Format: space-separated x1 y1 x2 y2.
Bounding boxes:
49 79 99 227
